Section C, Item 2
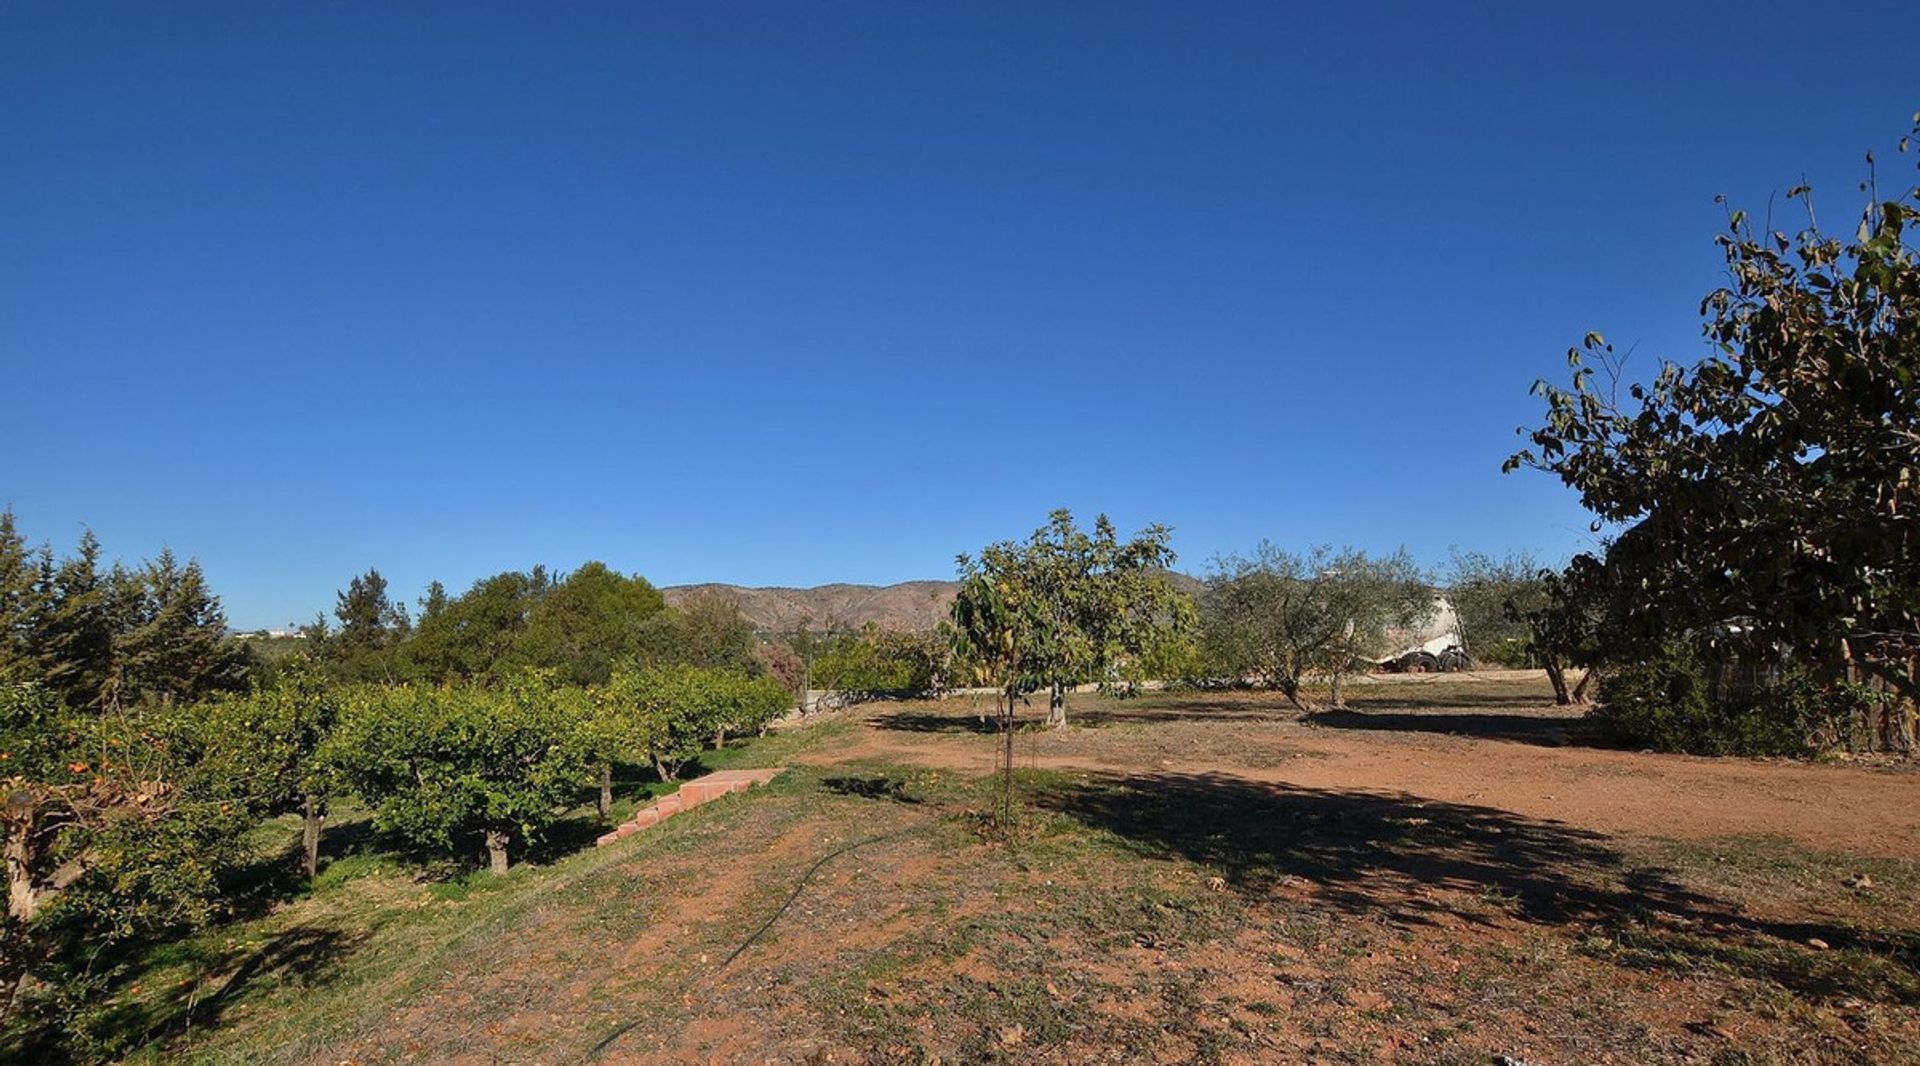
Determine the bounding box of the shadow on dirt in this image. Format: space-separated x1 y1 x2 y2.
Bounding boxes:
1028 771 1920 1007
1338 689 1560 712
868 710 1005 735
822 774 923 803
1299 708 1610 748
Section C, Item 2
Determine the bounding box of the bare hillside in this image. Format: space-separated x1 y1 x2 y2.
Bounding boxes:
661 581 959 632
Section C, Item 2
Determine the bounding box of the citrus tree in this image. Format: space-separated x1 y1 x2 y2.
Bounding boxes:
170 663 344 876
2 683 248 1040
951 511 1190 824
330 674 591 874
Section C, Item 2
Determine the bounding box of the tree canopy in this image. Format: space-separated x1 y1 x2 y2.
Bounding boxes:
1511 119 1920 735
1200 544 1427 708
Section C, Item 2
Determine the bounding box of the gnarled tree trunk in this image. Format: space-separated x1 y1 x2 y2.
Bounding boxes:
1046 681 1067 729
1571 667 1595 704
5 802 39 924
1544 654 1572 705
484 829 510 875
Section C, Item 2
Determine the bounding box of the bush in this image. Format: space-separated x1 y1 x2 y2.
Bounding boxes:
1592 647 1843 756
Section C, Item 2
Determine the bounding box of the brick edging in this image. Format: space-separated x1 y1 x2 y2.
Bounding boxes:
594 767 783 846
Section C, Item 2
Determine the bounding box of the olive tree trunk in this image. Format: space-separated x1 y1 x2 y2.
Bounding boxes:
1571 667 1596 704
1544 655 1573 705
484 829 510 875
597 763 613 820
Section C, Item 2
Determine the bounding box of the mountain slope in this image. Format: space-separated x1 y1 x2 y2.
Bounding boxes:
661 581 960 632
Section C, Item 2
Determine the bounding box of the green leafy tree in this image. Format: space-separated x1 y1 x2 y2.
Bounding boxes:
951 511 1190 823
590 664 721 787
810 624 952 696
400 570 543 683
507 562 668 685
2 683 248 1040
171 664 344 877
1201 544 1427 709
710 670 791 745
957 511 1189 730
640 590 761 673
330 675 591 874
1444 550 1549 668
1510 118 1920 743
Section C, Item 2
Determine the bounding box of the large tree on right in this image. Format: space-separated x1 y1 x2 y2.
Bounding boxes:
1509 116 1920 730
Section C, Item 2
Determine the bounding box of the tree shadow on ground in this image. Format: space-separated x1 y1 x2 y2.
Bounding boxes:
867 709 1007 735
71 924 365 1061
822 774 923 803
1337 689 1561 712
520 810 621 865
1299 708 1613 748
1027 771 1920 1007
1071 699 1299 726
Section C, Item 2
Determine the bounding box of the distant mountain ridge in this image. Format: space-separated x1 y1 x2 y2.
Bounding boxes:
660 581 960 632
662 572 1207 633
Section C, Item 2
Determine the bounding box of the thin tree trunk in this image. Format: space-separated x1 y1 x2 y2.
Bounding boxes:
301 795 325 879
1002 685 1016 829
485 829 510 875
714 726 727 749
654 754 676 782
1047 680 1067 729
1330 668 1344 710
597 763 613 820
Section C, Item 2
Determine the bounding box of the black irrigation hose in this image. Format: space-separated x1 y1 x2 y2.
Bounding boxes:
589 828 911 1057
722 829 908 968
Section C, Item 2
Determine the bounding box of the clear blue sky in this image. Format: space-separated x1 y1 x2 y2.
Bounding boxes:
4 3 1916 628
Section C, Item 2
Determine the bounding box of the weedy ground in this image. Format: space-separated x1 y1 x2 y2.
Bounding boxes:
64 674 1920 1063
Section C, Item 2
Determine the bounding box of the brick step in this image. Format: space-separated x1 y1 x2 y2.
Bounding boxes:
594 767 784 847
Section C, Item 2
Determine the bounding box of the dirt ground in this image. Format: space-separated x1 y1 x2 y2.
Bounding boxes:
836 675 1920 857
180 672 1920 1065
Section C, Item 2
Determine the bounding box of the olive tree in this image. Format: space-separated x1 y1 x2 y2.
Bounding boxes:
1201 544 1427 709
